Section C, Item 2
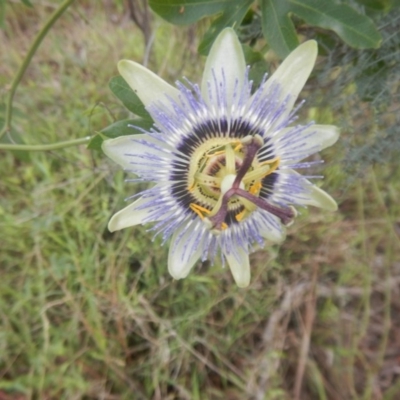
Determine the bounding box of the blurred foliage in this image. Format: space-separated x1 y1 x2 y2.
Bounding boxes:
311 10 400 184
0 0 32 27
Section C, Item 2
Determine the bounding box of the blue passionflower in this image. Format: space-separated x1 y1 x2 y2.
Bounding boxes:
103 28 339 287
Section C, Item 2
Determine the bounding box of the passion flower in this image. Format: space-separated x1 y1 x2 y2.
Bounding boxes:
103 28 339 287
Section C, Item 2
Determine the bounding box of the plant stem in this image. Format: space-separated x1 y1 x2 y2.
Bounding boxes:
0 136 91 151
0 0 76 140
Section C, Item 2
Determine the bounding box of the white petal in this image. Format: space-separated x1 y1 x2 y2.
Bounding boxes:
258 213 286 243
277 124 340 163
108 196 154 232
102 134 170 171
224 247 250 288
258 40 317 118
306 185 338 211
168 223 203 280
277 169 338 211
201 28 246 106
118 60 179 110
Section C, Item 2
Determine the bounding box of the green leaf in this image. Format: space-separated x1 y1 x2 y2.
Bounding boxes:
88 118 153 151
313 31 338 55
109 76 152 120
87 135 105 152
242 44 269 88
102 118 153 138
242 44 264 64
288 0 382 49
198 0 253 55
149 0 235 25
260 0 299 58
354 0 391 10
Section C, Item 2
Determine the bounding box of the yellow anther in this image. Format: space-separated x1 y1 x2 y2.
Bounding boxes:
268 158 280 175
190 203 211 219
233 142 242 152
207 149 225 157
235 209 247 222
188 181 195 191
190 205 204 219
260 156 280 167
249 181 262 195
221 222 228 230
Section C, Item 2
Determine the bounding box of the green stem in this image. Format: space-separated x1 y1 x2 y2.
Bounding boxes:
0 136 91 151
0 0 76 139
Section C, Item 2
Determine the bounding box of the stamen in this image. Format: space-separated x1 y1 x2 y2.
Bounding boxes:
249 181 262 195
260 156 280 167
261 157 280 175
207 188 233 229
208 193 225 217
235 209 246 221
190 203 211 219
207 149 225 157
224 144 236 174
240 197 257 212
243 165 271 183
233 142 242 152
194 172 221 187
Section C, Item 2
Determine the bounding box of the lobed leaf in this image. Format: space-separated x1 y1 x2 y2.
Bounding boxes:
289 0 382 49
354 0 391 11
149 0 233 25
242 44 269 88
260 0 299 58
198 0 253 55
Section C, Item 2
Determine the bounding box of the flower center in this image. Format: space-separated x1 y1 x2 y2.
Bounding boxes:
188 134 294 231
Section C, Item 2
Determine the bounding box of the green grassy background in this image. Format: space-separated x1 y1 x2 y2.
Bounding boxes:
1 1 399 399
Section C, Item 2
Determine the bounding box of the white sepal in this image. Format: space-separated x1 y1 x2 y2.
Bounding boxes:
201 28 246 109
108 196 154 232
224 246 251 288
118 60 180 113
168 222 203 280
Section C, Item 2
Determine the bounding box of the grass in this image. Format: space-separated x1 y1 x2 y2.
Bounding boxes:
1 1 400 399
